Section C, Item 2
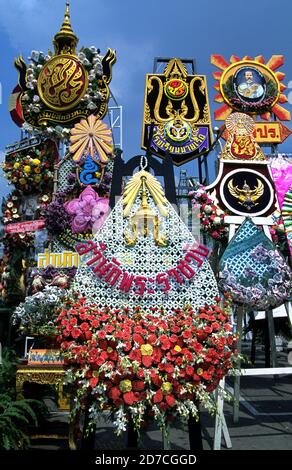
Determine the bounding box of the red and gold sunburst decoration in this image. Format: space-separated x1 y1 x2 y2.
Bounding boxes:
211 54 290 121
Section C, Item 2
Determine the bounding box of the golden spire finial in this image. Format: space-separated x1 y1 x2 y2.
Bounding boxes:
53 1 79 55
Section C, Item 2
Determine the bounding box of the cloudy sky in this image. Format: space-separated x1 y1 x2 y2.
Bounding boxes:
0 0 292 199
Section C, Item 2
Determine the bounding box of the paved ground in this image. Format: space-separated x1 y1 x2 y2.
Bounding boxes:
29 341 292 451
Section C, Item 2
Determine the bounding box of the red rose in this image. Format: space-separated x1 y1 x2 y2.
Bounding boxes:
71 328 82 339
186 366 194 376
129 349 141 362
89 377 99 388
152 348 162 363
153 390 163 403
98 331 106 339
212 322 220 331
123 392 137 405
85 331 92 340
182 330 192 339
137 368 145 379
108 387 121 400
142 356 153 367
165 395 176 407
161 339 171 350
148 334 157 345
132 381 145 392
133 333 144 345
150 372 162 387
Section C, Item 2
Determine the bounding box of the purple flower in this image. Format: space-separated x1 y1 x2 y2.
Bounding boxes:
64 186 109 234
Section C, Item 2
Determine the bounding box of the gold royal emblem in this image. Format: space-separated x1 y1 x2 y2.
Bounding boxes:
38 55 88 111
228 179 264 210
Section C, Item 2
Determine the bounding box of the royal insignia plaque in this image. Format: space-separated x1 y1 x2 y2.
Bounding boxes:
142 58 213 166
220 168 274 216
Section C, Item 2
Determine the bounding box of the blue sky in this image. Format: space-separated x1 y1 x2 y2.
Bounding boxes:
0 0 292 198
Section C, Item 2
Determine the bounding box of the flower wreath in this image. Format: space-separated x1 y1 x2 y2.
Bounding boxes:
57 296 237 436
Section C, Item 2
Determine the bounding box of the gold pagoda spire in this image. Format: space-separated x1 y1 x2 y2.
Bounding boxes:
53 1 79 55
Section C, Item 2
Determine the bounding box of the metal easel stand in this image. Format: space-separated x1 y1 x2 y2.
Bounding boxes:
225 215 280 423
213 377 232 450
214 367 292 450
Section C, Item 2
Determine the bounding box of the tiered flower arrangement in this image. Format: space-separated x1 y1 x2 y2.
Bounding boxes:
3 142 56 194
189 184 228 241
56 296 237 436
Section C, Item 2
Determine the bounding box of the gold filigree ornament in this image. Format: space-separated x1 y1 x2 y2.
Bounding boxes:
228 178 264 210
123 165 168 247
221 112 266 161
37 55 88 112
69 114 114 164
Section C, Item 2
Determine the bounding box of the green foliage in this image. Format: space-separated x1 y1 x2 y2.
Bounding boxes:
0 348 18 397
222 76 234 100
0 347 41 450
0 394 38 450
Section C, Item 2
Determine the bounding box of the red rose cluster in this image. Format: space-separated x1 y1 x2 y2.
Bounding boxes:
56 296 237 434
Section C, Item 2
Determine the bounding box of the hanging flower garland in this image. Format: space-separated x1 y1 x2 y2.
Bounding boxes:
56 296 237 436
189 184 228 241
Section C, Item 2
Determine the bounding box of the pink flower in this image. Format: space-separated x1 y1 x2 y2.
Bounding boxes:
64 186 109 234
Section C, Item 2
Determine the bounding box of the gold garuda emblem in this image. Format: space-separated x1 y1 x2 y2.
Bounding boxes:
221 112 266 161
142 58 212 166
11 2 116 129
228 178 264 210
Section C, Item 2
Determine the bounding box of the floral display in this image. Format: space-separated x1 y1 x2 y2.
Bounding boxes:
64 186 109 234
270 156 292 209
44 193 71 236
219 218 292 310
12 286 67 337
56 296 237 436
29 266 77 294
189 183 228 241
4 232 35 249
22 48 104 125
3 141 56 194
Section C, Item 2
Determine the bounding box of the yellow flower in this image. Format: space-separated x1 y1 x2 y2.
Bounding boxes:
174 345 182 352
140 344 153 356
19 178 27 185
197 368 203 376
34 175 42 183
119 380 132 393
23 165 31 173
34 167 41 174
13 162 20 169
32 158 41 166
161 382 173 394
107 347 113 353
95 172 101 178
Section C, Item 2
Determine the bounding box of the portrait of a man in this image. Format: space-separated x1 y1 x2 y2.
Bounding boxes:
234 67 266 102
